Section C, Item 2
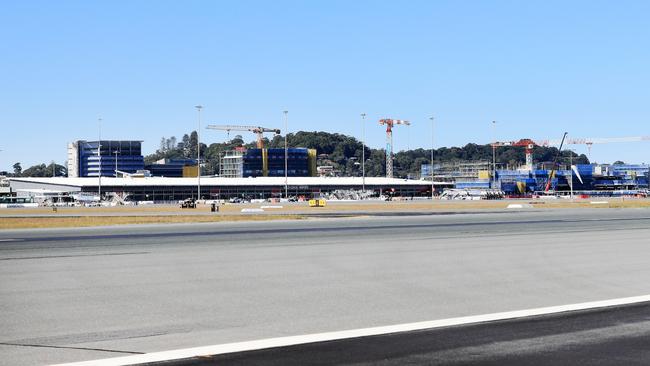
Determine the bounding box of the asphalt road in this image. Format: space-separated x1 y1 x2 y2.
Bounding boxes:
173 301 650 366
2 208 650 365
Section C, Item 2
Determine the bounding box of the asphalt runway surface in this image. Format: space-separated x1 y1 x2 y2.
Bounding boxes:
171 301 650 366
2 208 650 365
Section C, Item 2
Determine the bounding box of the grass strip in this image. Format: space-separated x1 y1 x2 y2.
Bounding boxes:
0 214 305 230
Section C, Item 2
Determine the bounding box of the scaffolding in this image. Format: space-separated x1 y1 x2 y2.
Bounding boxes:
424 161 502 181
220 150 244 178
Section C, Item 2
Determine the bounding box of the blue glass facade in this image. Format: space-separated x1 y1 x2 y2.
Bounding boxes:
242 148 310 177
495 164 649 193
145 158 197 177
76 140 144 177
266 148 309 177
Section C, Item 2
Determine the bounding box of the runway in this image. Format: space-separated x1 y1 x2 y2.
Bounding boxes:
2 208 650 365
164 301 650 366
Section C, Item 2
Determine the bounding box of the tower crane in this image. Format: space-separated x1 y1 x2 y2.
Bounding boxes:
492 135 650 170
379 118 410 178
491 139 538 171
538 136 650 160
544 132 568 192
205 125 281 148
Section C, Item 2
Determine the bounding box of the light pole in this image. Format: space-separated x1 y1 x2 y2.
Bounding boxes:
430 116 435 200
569 148 574 202
113 151 119 177
283 110 289 198
98 117 102 203
361 113 366 194
492 120 497 189
195 105 203 200
407 122 411 151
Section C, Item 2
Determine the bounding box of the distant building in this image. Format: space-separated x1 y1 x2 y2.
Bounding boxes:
8 176 444 201
67 140 144 177
491 164 649 194
221 150 245 178
145 158 197 178
421 161 493 182
317 165 335 177
420 161 649 194
0 176 11 197
221 148 317 178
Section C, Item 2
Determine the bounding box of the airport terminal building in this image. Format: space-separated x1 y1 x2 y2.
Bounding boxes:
9 176 449 202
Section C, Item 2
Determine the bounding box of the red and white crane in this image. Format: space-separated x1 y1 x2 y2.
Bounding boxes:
379 118 410 178
538 136 650 159
492 135 650 170
491 139 538 171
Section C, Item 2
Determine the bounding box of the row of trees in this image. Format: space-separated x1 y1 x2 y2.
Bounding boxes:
10 162 67 177
154 132 204 159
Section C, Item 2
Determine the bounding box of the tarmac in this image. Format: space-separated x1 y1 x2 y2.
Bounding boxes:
170 301 650 366
1 208 650 365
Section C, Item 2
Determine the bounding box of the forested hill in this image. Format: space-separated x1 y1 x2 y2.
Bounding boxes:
147 130 590 178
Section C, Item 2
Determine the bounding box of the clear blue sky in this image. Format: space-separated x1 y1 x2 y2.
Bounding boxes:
1 0 649 172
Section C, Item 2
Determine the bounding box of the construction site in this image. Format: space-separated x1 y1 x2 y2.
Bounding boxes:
430 134 650 197
2 118 650 207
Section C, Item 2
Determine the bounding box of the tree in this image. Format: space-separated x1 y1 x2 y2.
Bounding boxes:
21 164 47 177
13 162 22 176
187 131 199 158
179 134 190 151
613 160 626 165
159 137 167 153
21 162 67 177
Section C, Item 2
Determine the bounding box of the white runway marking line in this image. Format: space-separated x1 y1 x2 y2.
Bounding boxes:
53 294 650 366
0 238 21 242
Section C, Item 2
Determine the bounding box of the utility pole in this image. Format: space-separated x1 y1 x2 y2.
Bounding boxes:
195 105 203 200
218 151 222 177
113 151 119 177
98 117 102 203
283 110 289 198
407 122 411 151
492 120 497 189
361 113 366 194
430 117 435 200
569 148 574 202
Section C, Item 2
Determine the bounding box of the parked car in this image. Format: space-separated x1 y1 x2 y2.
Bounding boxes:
180 198 196 208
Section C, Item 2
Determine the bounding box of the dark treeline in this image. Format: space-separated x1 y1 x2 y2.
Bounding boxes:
9 162 67 177
146 130 591 178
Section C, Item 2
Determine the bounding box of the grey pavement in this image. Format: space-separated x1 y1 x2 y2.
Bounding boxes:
1 208 650 365
175 302 650 366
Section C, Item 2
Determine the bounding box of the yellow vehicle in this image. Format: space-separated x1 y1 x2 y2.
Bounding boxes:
308 199 326 207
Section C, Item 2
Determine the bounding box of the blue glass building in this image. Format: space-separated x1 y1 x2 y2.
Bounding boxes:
494 164 650 194
67 140 144 177
145 158 197 177
242 148 314 177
